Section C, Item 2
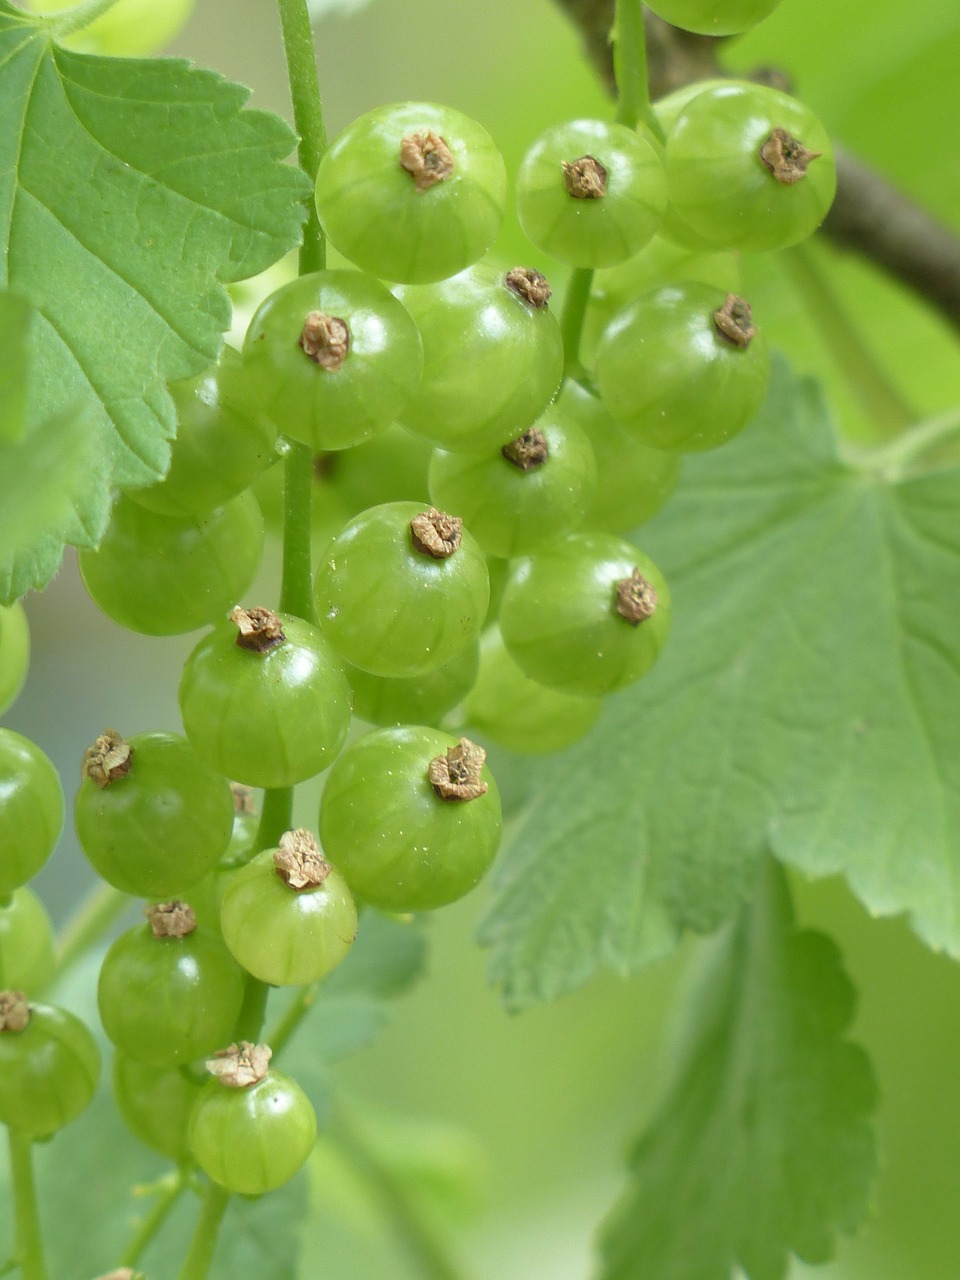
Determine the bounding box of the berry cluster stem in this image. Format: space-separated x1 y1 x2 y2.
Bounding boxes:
560 267 595 380
6 1129 48 1280
119 1171 189 1269
276 0 328 275
612 0 663 142
175 1183 231 1280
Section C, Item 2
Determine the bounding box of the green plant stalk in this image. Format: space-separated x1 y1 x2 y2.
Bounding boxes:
279 438 318 623
859 403 960 481
6 1129 48 1280
54 881 128 980
235 973 271 1043
332 1107 468 1280
120 1170 189 1268
267 980 321 1057
175 1183 231 1280
254 784 295 853
560 267 595 379
613 0 663 140
47 0 123 37
785 243 915 441
277 0 328 275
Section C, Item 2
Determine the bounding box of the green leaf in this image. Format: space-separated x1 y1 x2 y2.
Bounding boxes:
0 291 111 601
0 1 309 490
598 862 877 1280
480 362 960 1008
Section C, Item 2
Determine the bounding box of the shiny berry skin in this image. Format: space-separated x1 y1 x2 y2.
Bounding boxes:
219 844 357 987
0 1002 100 1138
498 533 671 697
347 642 479 729
0 888 56 994
78 491 264 636
315 102 508 284
131 346 278 518
313 502 489 678
644 0 782 35
189 1069 317 1196
0 601 29 716
329 425 433 515
318 725 502 912
97 918 246 1068
664 81 836 252
393 265 564 454
428 404 598 558
242 271 424 452
113 1052 205 1163
516 119 667 268
595 284 771 452
179 611 352 788
74 730 234 898
0 729 64 897
465 626 601 755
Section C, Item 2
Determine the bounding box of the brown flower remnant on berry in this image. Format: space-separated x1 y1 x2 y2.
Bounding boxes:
428 737 488 802
146 900 197 939
505 267 552 309
0 991 30 1033
759 127 821 186
400 129 455 191
206 1041 272 1088
299 312 350 372
712 294 757 348
410 508 463 559
81 729 132 789
615 568 658 626
230 605 286 653
231 782 256 814
502 428 550 472
274 828 332 891
562 154 608 199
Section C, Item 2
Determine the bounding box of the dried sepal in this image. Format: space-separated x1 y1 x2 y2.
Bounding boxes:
615 568 658 626
274 828 332 891
561 154 607 199
81 729 132 789
712 294 757 348
400 129 455 190
502 428 550 472
230 605 286 654
205 1041 272 1088
145 900 197 939
504 267 552 309
0 990 30 1033
231 783 256 814
428 737 489 802
759 127 821 186
299 311 350 371
410 508 463 559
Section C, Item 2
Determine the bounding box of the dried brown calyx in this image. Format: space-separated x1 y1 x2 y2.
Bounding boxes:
759 127 822 186
712 294 757 348
410 508 463 559
146 900 197 939
504 267 552 309
562 154 608 199
299 311 350 371
0 991 30 1033
230 605 286 653
274 828 331 891
428 737 488 802
400 129 455 190
81 729 132 789
206 1041 272 1089
231 782 256 814
502 428 549 472
615 568 658 626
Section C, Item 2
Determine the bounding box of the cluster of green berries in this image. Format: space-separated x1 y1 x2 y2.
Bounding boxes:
1 0 835 1209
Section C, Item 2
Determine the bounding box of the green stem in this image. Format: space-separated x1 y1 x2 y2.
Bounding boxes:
235 975 271 1043
276 0 328 274
47 0 122 37
6 1129 48 1280
279 439 318 623
332 1107 467 1280
175 1184 231 1280
267 981 321 1057
613 0 663 140
785 243 915 441
560 268 595 380
54 881 128 980
858 403 960 481
254 784 294 853
120 1170 189 1268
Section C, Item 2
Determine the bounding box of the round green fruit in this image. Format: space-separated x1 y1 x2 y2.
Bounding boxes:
0 1000 100 1139
0 888 56 993
348 643 479 729
644 0 782 35
0 729 64 897
113 1052 205 1164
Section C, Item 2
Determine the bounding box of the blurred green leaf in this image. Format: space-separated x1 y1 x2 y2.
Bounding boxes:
308 0 375 16
0 1 309 491
481 362 960 1008
598 861 877 1280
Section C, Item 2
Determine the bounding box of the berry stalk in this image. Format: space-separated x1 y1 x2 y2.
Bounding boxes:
119 1171 188 1270
612 0 663 142
559 266 595 379
175 1183 231 1280
6 1128 48 1280
276 0 329 274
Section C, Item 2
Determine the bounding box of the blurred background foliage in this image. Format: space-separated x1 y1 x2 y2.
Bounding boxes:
6 0 960 1276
